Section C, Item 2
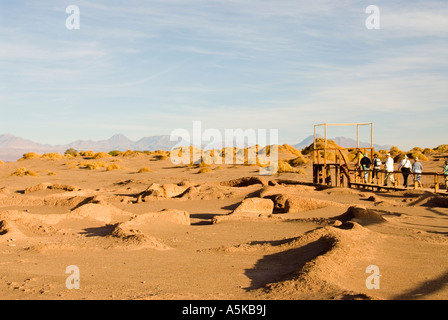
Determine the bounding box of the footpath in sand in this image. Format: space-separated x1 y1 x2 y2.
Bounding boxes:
0 152 447 300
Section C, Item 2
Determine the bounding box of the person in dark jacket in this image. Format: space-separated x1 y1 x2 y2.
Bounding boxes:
360 153 372 183
398 155 412 187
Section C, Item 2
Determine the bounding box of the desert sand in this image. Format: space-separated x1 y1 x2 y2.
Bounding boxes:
0 147 447 300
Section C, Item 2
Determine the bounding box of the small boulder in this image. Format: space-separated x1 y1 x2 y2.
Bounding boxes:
232 197 274 217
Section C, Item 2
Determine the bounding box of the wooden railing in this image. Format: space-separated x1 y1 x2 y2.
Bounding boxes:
312 146 446 193
348 168 446 192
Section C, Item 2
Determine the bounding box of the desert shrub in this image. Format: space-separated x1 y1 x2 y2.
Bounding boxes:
10 167 39 177
255 157 271 168
289 154 308 167
390 146 402 155
79 150 95 157
277 160 296 173
337 150 351 163
320 151 336 162
156 150 169 155
137 167 153 173
93 152 111 159
152 154 169 161
394 153 405 163
41 152 64 160
423 148 435 155
19 152 41 161
198 162 211 168
80 161 107 170
409 152 429 161
85 163 98 170
144 150 166 156
47 171 57 176
259 145 274 157
65 148 79 157
108 150 123 157
243 162 257 167
197 167 213 174
106 163 125 171
123 149 144 157
279 144 302 157
434 144 448 153
302 138 342 155
409 147 423 153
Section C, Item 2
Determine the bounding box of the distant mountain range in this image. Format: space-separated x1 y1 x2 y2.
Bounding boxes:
0 134 184 162
0 133 392 162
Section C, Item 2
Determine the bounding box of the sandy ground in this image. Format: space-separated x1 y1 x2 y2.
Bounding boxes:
0 150 447 300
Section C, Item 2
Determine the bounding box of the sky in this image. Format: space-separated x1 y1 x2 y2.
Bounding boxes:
0 0 447 150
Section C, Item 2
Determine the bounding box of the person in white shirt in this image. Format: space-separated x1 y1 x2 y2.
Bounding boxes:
398 154 412 187
384 153 395 186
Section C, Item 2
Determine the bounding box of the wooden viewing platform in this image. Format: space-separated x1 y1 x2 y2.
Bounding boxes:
311 123 447 194
315 164 447 194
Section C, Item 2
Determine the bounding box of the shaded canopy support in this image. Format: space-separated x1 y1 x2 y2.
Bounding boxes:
312 123 374 186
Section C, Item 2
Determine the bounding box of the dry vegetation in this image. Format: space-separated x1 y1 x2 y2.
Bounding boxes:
197 167 213 174
93 152 112 159
137 167 153 173
10 167 39 177
10 142 448 178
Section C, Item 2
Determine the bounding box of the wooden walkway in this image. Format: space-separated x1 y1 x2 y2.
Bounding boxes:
349 181 448 195
349 182 406 192
314 162 447 195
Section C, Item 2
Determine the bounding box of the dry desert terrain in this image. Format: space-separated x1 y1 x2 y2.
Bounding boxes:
0 147 447 300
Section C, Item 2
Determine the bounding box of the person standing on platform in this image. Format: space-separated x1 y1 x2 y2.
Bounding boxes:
412 157 423 188
398 155 412 187
372 154 382 183
360 153 372 183
384 153 395 186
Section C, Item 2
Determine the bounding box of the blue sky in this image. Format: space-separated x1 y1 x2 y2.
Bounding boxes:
0 0 447 150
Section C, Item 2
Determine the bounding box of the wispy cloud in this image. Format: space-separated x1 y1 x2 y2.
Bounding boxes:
0 0 447 150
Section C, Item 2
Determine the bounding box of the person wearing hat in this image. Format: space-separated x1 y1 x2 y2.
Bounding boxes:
443 160 448 192
412 157 423 188
384 153 395 186
372 153 382 183
360 153 372 183
398 154 412 187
